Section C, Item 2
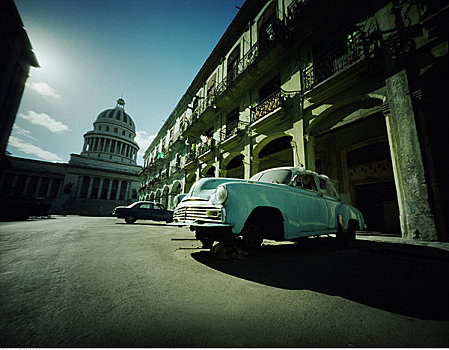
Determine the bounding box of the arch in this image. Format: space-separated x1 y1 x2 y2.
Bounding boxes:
252 131 292 158
225 154 244 179
306 95 384 136
149 192 155 202
155 189 162 203
170 181 183 209
201 165 216 178
162 185 170 208
256 135 293 172
184 173 197 193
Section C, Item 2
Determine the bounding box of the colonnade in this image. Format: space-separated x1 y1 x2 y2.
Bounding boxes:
77 175 133 201
83 136 138 161
0 173 63 199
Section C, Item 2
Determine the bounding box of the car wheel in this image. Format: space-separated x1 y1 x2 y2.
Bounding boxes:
200 239 214 249
337 219 357 248
243 223 263 250
125 216 136 224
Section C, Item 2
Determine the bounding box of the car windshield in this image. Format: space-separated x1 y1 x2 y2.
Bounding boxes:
253 169 292 185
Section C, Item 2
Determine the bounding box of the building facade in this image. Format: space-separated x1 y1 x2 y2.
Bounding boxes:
1 99 142 217
0 0 39 155
139 0 447 241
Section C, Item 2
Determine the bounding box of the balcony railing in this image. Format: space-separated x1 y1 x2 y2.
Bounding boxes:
220 119 243 142
287 0 310 24
302 29 365 91
197 139 215 157
250 90 285 124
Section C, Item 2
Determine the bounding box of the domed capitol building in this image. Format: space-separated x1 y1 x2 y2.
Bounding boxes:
0 99 142 217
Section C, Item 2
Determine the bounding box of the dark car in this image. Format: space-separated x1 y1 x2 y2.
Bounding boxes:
113 201 173 224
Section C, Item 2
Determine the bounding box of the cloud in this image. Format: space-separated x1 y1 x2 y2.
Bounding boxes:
8 136 64 162
10 125 37 141
26 81 61 99
135 130 155 164
20 110 70 133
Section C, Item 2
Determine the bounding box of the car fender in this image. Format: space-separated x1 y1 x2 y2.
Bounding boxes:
336 203 365 231
221 182 294 235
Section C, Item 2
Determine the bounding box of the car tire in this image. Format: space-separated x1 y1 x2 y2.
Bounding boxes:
200 239 214 249
243 223 263 250
125 216 136 224
337 219 357 248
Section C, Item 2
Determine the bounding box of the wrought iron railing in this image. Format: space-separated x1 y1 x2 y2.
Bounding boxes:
220 119 242 142
197 139 215 157
250 90 285 124
302 29 365 91
287 0 310 24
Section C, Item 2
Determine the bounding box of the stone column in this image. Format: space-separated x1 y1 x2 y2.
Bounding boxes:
116 180 122 200
385 69 437 241
46 179 54 198
250 157 260 177
86 177 94 199
97 178 104 199
34 178 42 198
107 179 113 200
76 176 83 198
124 181 130 200
303 134 315 171
23 176 31 196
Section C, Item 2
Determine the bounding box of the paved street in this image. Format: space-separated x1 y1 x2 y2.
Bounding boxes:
1 216 448 347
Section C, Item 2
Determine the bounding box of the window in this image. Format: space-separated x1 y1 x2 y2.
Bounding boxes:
227 45 240 84
256 169 292 185
318 177 339 198
114 128 118 133
140 203 153 209
259 75 280 101
293 174 318 192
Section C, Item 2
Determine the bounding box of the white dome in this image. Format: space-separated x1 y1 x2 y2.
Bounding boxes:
81 99 139 165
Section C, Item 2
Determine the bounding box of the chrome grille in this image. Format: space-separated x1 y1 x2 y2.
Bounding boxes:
174 205 222 222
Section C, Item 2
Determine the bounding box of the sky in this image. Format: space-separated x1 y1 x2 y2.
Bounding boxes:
9 0 245 165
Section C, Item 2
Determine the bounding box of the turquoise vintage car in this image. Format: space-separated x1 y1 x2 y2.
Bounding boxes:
172 167 365 249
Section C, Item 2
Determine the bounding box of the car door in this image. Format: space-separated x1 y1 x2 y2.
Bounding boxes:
293 174 329 233
152 203 167 221
317 177 340 230
138 203 153 219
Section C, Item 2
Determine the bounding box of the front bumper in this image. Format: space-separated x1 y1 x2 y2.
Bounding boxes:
168 221 233 228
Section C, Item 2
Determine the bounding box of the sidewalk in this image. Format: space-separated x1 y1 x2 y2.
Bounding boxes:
357 231 449 253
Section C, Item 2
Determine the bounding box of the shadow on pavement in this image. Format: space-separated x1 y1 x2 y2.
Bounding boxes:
192 237 449 320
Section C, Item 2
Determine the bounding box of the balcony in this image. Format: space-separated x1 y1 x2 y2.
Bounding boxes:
250 90 286 132
219 119 245 151
197 139 215 159
215 42 259 99
301 29 370 98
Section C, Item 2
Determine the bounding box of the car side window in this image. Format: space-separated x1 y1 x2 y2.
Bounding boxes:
319 178 339 198
302 175 317 192
292 174 318 192
154 204 163 210
140 204 153 209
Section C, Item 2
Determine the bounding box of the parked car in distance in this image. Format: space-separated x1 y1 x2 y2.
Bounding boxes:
172 167 365 249
113 201 173 224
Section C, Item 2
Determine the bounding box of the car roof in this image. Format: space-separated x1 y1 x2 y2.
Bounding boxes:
132 201 158 205
254 166 329 179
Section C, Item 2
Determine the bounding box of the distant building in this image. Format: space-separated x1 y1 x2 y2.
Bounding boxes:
0 0 39 155
139 0 448 242
0 99 142 217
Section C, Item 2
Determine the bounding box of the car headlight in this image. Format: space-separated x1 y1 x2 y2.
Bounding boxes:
215 185 228 204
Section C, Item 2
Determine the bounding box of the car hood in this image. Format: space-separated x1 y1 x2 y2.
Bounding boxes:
183 177 248 201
